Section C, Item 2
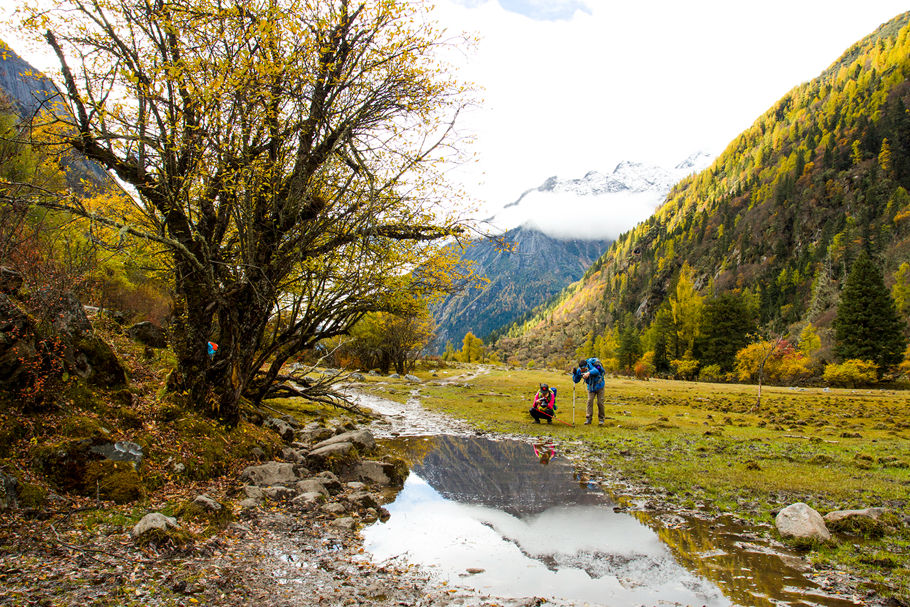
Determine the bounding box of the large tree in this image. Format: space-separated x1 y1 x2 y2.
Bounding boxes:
695 291 756 372
833 251 906 372
20 0 470 423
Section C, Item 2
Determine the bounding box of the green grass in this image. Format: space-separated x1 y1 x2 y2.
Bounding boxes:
362 363 910 602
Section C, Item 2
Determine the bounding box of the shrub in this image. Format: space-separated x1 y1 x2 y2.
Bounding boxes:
671 357 699 380
823 359 878 387
698 364 724 382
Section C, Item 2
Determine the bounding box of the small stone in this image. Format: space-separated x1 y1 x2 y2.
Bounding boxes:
291 492 325 506
322 502 347 515
132 513 177 537
296 479 330 496
330 517 358 530
263 485 297 500
193 494 222 511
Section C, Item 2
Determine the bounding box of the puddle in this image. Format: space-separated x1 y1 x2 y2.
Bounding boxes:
362 435 862 607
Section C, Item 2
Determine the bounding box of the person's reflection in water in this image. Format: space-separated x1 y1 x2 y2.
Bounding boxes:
533 442 556 465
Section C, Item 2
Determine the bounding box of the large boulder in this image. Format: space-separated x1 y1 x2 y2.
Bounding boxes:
307 442 357 471
0 292 127 389
354 460 408 488
312 429 376 453
264 417 296 442
126 321 167 349
776 503 830 541
239 462 298 487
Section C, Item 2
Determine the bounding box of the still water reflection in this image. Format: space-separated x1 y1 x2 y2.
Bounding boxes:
362 435 860 607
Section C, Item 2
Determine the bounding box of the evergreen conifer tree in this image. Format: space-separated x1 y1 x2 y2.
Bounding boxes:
695 292 756 371
833 251 907 371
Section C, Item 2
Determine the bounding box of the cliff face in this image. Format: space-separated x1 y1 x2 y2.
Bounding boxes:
0 42 61 117
433 226 610 351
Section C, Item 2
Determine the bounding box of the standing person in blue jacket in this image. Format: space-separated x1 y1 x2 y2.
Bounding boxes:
572 358 605 425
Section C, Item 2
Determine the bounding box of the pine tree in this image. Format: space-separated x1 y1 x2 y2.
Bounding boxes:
833 251 906 371
695 292 756 371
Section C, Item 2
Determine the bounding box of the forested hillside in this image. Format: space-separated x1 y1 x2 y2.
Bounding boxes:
493 12 910 376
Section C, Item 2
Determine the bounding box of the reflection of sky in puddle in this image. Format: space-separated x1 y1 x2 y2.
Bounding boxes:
363 474 730 606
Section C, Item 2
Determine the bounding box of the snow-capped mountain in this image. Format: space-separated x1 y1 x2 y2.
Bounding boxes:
490 152 714 241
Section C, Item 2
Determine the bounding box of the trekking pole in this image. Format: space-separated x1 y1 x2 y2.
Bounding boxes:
572 383 576 426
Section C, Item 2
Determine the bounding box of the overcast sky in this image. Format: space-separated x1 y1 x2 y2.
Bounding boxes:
429 0 910 216
3 1 908 220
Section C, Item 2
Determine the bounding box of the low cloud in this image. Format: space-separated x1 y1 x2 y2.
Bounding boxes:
490 189 665 241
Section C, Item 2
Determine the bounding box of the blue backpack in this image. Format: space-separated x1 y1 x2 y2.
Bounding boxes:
587 357 605 375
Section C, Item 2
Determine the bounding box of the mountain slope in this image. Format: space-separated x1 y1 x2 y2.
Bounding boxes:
493 11 910 366
433 226 609 350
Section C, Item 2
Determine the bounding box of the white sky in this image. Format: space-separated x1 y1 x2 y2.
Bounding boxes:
3 0 909 221
429 0 910 216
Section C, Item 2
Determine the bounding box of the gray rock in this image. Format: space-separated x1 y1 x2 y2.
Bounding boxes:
0 472 18 509
389 374 400 379
280 447 306 463
263 485 297 501
355 461 401 487
265 418 296 442
241 485 264 500
349 373 365 381
239 498 259 509
330 517 358 530
312 429 376 453
296 479 330 496
314 471 343 494
345 481 368 491
823 507 887 523
249 446 266 460
173 463 186 475
322 502 347 515
346 491 379 510
776 503 830 541
296 427 334 444
132 513 177 537
404 374 421 383
126 321 167 349
362 508 379 522
308 442 356 464
89 441 144 466
192 494 222 511
291 492 325 506
239 462 298 486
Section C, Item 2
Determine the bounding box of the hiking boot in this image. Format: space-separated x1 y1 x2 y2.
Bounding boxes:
598 420 605 426
583 420 592 425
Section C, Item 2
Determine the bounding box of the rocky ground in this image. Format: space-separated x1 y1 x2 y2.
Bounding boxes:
0 391 546 607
